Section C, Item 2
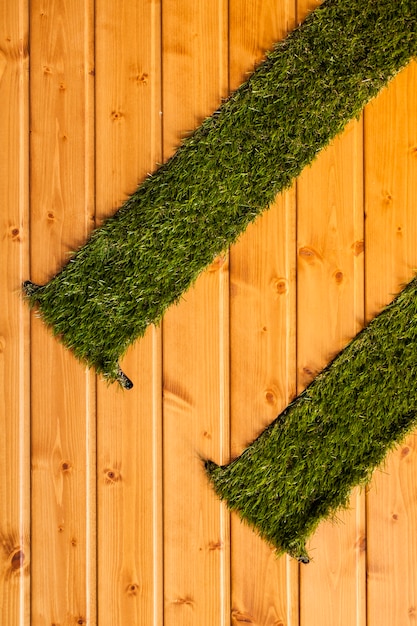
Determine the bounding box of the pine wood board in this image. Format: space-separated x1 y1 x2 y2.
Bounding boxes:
94 1 163 623
297 117 366 626
28 2 96 624
161 2 230 624
0 1 30 623
365 61 417 626
228 2 299 624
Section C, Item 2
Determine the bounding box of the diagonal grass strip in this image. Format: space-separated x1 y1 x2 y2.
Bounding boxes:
24 0 417 387
206 276 417 562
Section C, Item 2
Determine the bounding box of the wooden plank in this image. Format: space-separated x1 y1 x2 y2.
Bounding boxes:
29 1 96 623
161 2 230 624
94 1 163 623
365 61 417 626
0 2 30 624
228 2 299 624
230 197 298 626
296 118 366 626
294 1 366 623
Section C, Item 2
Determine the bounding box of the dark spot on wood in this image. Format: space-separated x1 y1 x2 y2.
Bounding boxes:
392 513 399 521
383 191 393 207
203 431 211 439
136 72 149 85
265 390 276 405
11 549 24 570
61 461 72 472
352 240 364 256
356 535 366 552
299 246 315 260
299 246 322 265
47 212 55 220
127 583 139 596
274 278 287 294
303 366 315 378
71 538 77 547
208 540 223 551
104 468 121 484
111 110 124 122
401 445 410 459
232 609 254 623
334 270 343 284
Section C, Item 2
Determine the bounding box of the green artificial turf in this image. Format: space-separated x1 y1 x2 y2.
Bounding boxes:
24 0 417 387
206 275 417 562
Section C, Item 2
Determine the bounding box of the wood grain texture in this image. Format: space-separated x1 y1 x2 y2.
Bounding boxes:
296 2 366 623
297 0 366 626
365 61 417 626
161 3 230 625
297 118 366 626
29 1 96 624
0 1 30 624
228 2 299 625
230 194 299 626
95 2 163 623
2 2 417 624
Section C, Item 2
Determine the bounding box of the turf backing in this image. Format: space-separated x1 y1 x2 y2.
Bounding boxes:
24 0 417 386
206 276 417 562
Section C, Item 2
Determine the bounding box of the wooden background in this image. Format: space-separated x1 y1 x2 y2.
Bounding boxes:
1 0 417 624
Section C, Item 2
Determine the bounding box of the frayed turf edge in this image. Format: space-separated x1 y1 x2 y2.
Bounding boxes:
22 280 134 389
204 459 311 563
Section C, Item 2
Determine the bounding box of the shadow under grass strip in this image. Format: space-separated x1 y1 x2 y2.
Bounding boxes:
206 275 417 562
24 0 417 387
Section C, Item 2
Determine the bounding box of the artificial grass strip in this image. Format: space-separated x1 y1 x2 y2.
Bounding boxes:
206 275 417 562
24 0 417 387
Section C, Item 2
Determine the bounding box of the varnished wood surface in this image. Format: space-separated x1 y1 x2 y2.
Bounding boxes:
1 1 416 624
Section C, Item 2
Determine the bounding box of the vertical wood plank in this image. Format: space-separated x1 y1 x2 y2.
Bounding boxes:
29 1 96 623
230 197 298 626
365 61 417 626
0 1 30 624
295 1 366 623
296 119 366 626
228 2 299 625
95 1 163 623
161 1 230 624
